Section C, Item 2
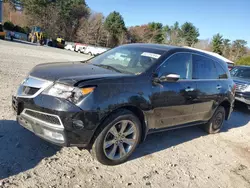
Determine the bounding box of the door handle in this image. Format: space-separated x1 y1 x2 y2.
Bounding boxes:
185 87 194 92
216 85 222 90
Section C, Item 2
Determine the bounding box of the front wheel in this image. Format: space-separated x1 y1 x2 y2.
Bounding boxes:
91 110 141 165
201 106 225 134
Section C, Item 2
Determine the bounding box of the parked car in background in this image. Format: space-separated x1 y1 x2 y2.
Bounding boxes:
79 46 87 53
96 47 109 55
75 43 87 53
84 45 98 56
64 43 75 51
12 44 235 165
231 66 250 109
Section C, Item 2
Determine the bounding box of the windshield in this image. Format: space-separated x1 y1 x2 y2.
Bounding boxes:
88 46 165 74
231 67 250 79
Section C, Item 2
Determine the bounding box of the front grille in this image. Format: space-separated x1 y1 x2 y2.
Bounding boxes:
17 76 52 98
24 109 61 125
22 86 40 95
235 82 248 92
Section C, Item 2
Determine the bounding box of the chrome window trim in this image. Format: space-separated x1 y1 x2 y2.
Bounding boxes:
21 108 64 129
155 51 229 81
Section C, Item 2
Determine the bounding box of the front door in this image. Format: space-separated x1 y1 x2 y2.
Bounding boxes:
151 53 197 128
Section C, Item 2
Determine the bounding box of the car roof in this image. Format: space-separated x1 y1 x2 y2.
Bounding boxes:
123 43 177 51
123 43 226 62
183 46 234 64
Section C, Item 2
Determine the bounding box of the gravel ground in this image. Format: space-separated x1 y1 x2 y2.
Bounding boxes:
0 40 250 188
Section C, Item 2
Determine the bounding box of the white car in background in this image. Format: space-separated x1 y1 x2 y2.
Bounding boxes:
84 46 98 56
84 46 109 56
96 47 109 55
64 43 75 51
75 43 87 53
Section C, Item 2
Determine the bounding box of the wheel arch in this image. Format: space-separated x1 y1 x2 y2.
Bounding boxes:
219 100 231 120
89 105 147 148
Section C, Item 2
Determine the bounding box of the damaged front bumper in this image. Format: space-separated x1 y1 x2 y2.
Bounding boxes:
17 108 67 146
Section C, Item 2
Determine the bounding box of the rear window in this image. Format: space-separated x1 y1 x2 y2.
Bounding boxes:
192 54 217 79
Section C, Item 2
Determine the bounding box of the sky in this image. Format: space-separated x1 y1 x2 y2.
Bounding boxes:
86 0 250 46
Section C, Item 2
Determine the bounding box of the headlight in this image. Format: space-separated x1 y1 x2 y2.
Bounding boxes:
43 83 95 103
243 85 250 92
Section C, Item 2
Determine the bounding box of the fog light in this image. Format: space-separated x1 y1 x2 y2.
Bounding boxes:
43 129 64 141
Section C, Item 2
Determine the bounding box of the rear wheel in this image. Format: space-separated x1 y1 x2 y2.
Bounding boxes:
91 110 141 165
202 106 225 134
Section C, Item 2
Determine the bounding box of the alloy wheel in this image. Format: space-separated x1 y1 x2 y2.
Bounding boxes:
103 120 138 160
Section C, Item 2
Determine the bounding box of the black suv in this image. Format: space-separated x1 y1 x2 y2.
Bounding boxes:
231 66 250 109
12 44 235 165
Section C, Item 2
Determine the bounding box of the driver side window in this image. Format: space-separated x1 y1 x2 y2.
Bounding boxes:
158 53 192 79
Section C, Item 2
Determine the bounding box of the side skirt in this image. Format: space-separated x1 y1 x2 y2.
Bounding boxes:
147 121 207 135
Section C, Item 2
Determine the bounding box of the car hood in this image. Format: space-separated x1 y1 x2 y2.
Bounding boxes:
29 62 128 85
232 77 250 85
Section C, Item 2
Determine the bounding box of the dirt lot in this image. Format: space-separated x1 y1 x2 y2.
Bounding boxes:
0 40 250 188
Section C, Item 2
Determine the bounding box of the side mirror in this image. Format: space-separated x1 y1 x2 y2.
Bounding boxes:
159 74 180 82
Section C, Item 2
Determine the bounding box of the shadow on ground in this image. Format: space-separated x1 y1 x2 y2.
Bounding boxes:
131 103 250 161
1 103 249 178
0 120 59 180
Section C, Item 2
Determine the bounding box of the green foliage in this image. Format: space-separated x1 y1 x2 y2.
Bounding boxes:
222 38 231 57
163 22 181 45
104 11 126 47
179 22 199 46
4 21 15 30
236 56 250 65
22 26 31 34
212 33 223 55
21 0 90 40
231 40 248 61
163 22 199 46
3 21 29 34
148 22 164 43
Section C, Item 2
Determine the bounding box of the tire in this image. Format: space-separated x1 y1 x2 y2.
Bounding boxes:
91 110 142 165
88 52 92 56
201 106 225 134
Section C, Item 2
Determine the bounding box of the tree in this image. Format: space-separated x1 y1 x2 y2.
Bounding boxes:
77 12 107 46
163 21 181 45
236 56 250 65
128 25 151 43
194 39 212 51
231 40 247 61
21 0 89 40
222 38 231 58
56 0 90 41
104 11 126 47
212 33 223 55
179 22 199 46
148 22 164 43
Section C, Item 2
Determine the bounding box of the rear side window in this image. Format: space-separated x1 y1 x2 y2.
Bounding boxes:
192 54 217 79
158 53 192 79
214 62 228 79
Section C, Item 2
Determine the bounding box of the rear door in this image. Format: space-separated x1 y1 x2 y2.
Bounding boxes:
214 61 231 103
192 54 221 121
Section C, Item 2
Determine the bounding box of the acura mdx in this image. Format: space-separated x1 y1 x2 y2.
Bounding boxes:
12 44 235 165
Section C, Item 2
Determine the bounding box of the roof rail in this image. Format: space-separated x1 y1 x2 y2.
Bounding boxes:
183 46 234 64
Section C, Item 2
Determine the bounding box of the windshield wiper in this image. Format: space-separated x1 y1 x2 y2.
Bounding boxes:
93 64 122 73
